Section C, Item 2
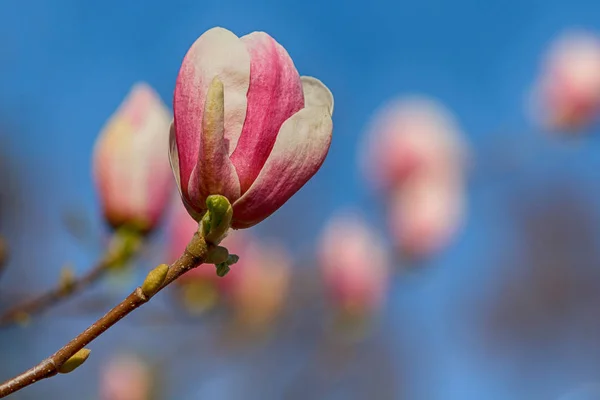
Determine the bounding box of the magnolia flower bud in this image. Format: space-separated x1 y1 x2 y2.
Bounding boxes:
170 27 334 229
93 83 173 233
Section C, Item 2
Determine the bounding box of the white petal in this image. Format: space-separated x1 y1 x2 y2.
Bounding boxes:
301 76 334 115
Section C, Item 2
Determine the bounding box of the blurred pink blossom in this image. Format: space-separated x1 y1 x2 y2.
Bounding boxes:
531 30 600 131
389 176 465 259
319 213 390 315
363 96 467 192
363 97 468 258
170 27 333 229
227 240 292 329
100 355 151 400
93 83 172 233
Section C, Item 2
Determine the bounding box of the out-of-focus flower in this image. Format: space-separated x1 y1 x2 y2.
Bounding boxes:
531 30 600 132
228 241 291 330
93 83 173 234
319 213 390 316
389 176 465 259
170 27 334 229
362 97 468 259
168 200 251 314
100 355 152 400
363 97 467 192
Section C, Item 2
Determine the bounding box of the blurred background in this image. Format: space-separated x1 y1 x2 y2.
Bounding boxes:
3 0 600 399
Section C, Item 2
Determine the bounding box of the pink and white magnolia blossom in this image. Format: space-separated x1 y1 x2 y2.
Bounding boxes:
100 355 151 400
170 27 334 229
319 213 390 315
93 83 173 233
531 30 600 131
363 97 468 258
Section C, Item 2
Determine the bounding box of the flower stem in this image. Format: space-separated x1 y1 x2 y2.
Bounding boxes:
0 231 210 398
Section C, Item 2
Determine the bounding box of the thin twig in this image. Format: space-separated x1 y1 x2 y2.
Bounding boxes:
0 229 140 327
0 231 211 398
0 259 111 326
0 237 7 280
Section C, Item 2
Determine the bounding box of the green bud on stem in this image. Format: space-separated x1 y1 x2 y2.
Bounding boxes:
58 349 91 374
201 195 233 244
141 264 169 297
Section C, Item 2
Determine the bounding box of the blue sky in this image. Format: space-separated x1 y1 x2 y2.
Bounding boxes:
3 0 600 399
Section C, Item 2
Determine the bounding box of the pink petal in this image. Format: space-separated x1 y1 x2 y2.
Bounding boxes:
301 76 334 115
173 27 250 198
231 107 333 229
169 122 204 220
229 32 304 194
188 78 241 208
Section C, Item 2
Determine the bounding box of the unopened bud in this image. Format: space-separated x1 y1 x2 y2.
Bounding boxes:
141 264 169 297
58 348 91 374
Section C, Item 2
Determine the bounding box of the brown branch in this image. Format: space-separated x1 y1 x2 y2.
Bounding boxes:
0 237 7 280
0 229 141 327
0 260 109 326
0 231 211 398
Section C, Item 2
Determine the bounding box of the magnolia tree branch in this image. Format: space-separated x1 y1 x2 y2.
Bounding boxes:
0 228 141 327
0 261 115 326
0 237 7 280
0 231 212 398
